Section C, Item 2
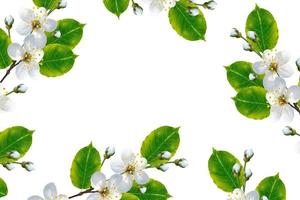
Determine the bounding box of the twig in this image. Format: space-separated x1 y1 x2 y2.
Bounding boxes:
69 188 97 199
0 60 21 83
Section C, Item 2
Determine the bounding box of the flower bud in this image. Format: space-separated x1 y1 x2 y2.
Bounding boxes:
247 31 257 41
139 186 147 194
248 73 256 81
175 158 188 168
160 151 172 160
230 28 241 38
14 84 28 93
244 149 254 161
54 31 61 38
158 164 169 172
245 168 252 179
188 8 200 16
133 3 143 16
232 163 241 175
58 0 67 9
104 146 115 159
296 58 300 72
3 163 15 171
203 0 217 10
261 196 268 200
4 15 14 28
243 43 253 52
8 150 20 159
282 126 297 136
22 162 34 171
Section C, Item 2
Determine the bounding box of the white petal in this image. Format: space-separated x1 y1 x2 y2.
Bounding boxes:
31 49 44 63
263 72 279 91
32 30 47 49
108 174 123 191
118 175 133 193
149 0 164 15
110 159 126 173
15 62 28 79
43 183 57 200
16 21 32 35
86 193 101 200
0 96 15 112
41 18 57 32
269 105 283 121
35 7 47 17
288 86 300 103
27 196 44 200
24 34 38 51
27 62 40 79
134 171 149 185
276 51 290 65
246 191 259 200
20 8 34 23
282 105 294 122
278 64 294 78
57 195 69 200
253 61 268 74
121 149 135 165
91 172 106 190
7 43 25 60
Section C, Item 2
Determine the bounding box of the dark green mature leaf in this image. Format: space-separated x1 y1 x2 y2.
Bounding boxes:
0 29 12 69
103 0 130 17
121 193 140 200
70 143 101 189
246 5 278 52
169 1 207 41
233 86 270 119
226 61 263 91
47 19 84 49
128 179 171 200
141 126 180 166
0 178 7 197
208 149 245 192
40 44 77 77
0 126 33 163
33 0 60 9
256 174 286 200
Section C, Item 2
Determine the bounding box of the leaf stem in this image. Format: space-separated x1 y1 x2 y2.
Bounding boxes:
68 188 97 199
242 160 247 192
0 60 21 83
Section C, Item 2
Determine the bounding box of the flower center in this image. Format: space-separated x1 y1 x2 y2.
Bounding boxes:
100 187 110 197
278 95 287 106
269 62 278 72
23 52 33 63
32 20 41 30
126 165 135 175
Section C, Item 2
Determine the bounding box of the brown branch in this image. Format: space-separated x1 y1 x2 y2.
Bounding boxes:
0 60 21 83
69 188 97 199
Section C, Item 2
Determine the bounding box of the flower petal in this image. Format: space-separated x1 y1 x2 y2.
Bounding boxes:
16 21 32 35
57 195 69 200
110 159 126 173
149 0 164 15
246 191 259 200
288 86 300 103
86 193 101 200
43 183 57 200
32 30 47 49
263 72 279 91
27 196 44 200
276 51 290 65
15 62 28 79
253 61 268 74
121 149 135 165
269 105 283 121
108 174 123 191
0 96 15 112
24 34 38 51
91 172 106 190
282 105 294 122
7 43 25 60
134 171 149 185
278 64 294 78
20 8 34 23
118 175 133 193
27 62 40 79
41 18 57 32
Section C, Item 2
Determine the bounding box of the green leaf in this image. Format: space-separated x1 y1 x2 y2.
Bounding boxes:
169 1 207 41
121 193 140 200
256 174 286 200
47 19 84 49
0 126 33 163
0 178 7 197
128 179 171 200
233 86 270 119
208 149 245 192
40 44 77 77
103 0 130 17
226 61 263 91
246 5 278 52
0 29 12 69
33 0 60 9
141 126 180 166
70 143 101 189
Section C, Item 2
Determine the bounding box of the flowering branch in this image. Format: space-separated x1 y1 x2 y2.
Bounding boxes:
68 188 96 199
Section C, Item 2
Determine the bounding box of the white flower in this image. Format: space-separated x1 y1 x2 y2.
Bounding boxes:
228 189 259 200
266 80 300 122
16 7 57 48
87 172 122 200
4 15 14 27
139 186 147 194
149 0 178 14
232 163 241 174
111 149 149 192
53 31 61 38
133 3 143 16
243 43 252 51
158 164 169 172
245 168 252 179
175 158 188 168
28 183 68 200
244 149 254 161
282 126 295 136
14 83 28 93
253 50 294 90
0 84 14 112
22 161 35 171
8 150 20 159
230 28 241 38
8 35 44 79
160 151 172 159
58 0 68 9
189 8 200 16
3 163 16 171
105 146 116 158
247 31 257 41
248 73 256 81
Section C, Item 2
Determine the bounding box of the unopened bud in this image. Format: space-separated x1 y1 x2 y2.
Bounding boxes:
14 84 28 93
139 186 147 194
282 126 297 136
22 162 34 171
232 163 241 175
175 158 188 168
133 3 143 16
188 8 200 16
8 150 20 159
4 15 14 28
244 149 254 161
158 164 169 172
247 31 257 41
160 151 172 160
54 31 61 38
3 163 15 171
230 28 241 38
243 43 253 51
245 168 252 179
248 73 256 81
105 146 115 159
58 0 67 9
261 196 268 200
203 0 217 10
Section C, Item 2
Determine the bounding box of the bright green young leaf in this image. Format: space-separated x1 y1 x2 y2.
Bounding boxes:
128 179 171 200
246 5 278 52
40 44 77 77
141 126 180 166
121 193 140 200
103 0 130 17
233 86 270 119
70 143 101 189
0 178 7 198
169 1 207 41
47 19 84 49
256 174 286 200
0 29 12 69
0 126 33 163
208 149 245 192
226 61 263 91
33 0 60 9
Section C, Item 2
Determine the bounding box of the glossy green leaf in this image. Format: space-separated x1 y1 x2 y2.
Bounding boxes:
233 86 270 119
128 179 171 200
141 126 180 166
0 178 7 198
226 61 263 91
208 149 245 192
33 0 60 9
169 1 207 41
47 19 84 49
103 0 130 17
0 29 12 69
0 126 33 163
40 44 77 77
246 5 278 52
70 143 101 189
121 193 140 200
256 174 286 200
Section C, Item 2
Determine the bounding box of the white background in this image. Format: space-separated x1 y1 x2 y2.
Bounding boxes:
1 0 300 199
